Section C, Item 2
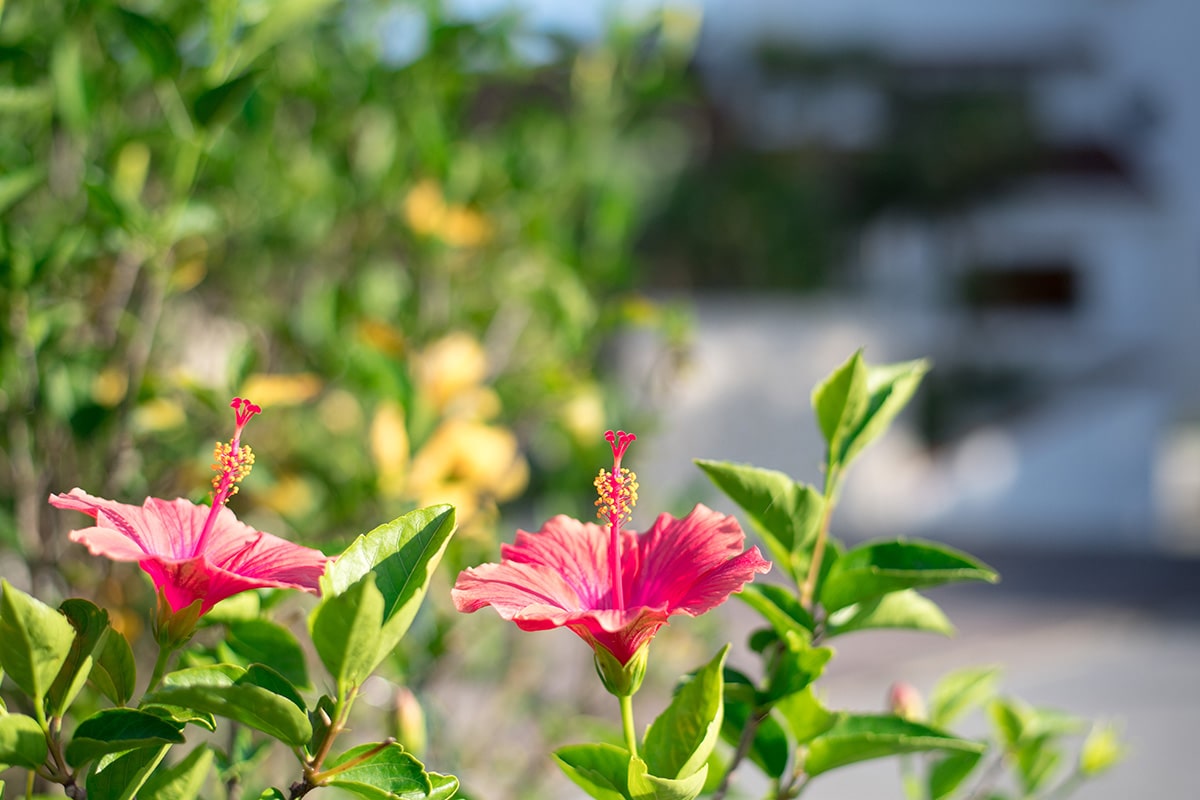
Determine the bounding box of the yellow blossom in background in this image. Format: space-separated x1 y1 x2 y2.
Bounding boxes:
239 372 323 407
560 386 606 444
371 400 411 498
408 419 529 532
415 332 489 413
356 319 407 356
133 397 186 433
261 473 320 519
402 179 493 248
91 367 129 407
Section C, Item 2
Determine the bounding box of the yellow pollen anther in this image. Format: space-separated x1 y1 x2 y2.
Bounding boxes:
211 442 255 493
594 467 638 525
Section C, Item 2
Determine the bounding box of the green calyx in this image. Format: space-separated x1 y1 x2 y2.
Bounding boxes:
593 644 648 698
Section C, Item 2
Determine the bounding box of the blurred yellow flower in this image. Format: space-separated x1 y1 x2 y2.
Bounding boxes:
91 367 128 407
402 179 492 247
415 332 489 413
239 373 323 407
133 397 186 432
371 401 411 498
561 387 606 444
261 473 319 518
409 419 529 511
356 319 407 356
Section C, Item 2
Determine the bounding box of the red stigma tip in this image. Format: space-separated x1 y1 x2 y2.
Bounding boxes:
604 430 636 462
230 397 262 428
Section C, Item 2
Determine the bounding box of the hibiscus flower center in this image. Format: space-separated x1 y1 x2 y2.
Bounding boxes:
593 430 638 611
194 397 261 554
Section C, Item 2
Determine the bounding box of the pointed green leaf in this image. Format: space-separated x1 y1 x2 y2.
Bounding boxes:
805 714 985 776
775 686 836 744
115 8 181 77
930 667 1001 728
695 460 823 581
225 619 309 689
842 359 930 467
812 351 870 469
87 744 172 800
1080 722 1124 777
51 34 90 133
1017 739 1062 795
0 580 76 702
761 632 832 703
323 742 431 799
48 599 112 716
0 713 47 769
145 665 312 746
322 506 457 667
736 583 814 639
820 539 998 612
258 791 286 800
241 664 306 713
826 590 955 638
193 71 259 129
929 750 984 800
66 708 184 767
310 571 384 693
628 755 707 800
644 645 728 780
139 745 214 800
554 743 630 800
91 617 136 706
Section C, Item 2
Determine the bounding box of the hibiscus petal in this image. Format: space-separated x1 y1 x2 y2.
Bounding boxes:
67 526 150 562
500 515 616 607
452 560 582 617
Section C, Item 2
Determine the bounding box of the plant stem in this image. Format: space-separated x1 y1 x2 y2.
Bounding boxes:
146 641 176 694
620 695 639 759
799 466 839 610
712 708 765 800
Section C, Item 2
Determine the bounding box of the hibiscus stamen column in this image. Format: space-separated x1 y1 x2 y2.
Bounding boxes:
594 430 638 611
194 397 261 555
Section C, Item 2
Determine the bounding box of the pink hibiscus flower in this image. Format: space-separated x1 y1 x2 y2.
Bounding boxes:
50 398 328 616
453 431 770 666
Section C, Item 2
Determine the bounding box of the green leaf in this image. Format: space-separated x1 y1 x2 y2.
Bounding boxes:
761 632 832 703
1016 740 1062 795
192 71 259 128
92 624 137 706
145 665 312 746
0 579 76 703
66 708 184 767
628 755 706 800
736 583 814 640
115 9 181 77
930 667 1001 728
826 590 955 638
51 34 90 133
224 619 309 689
929 750 983 800
323 742 432 799
644 645 728 780
1080 722 1124 777
0 713 47 769
842 358 930 467
553 743 629 800
812 351 869 470
48 599 112 716
87 744 172 800
310 571 385 693
323 505 457 667
819 539 998 612
805 714 985 776
203 592 260 625
142 704 217 732
427 773 459 800
139 745 214 800
774 687 835 745
0 166 44 215
258 791 286 800
695 460 823 582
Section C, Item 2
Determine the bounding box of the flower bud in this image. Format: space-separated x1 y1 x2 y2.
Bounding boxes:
888 681 926 722
154 590 203 649
395 687 427 758
593 643 648 698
